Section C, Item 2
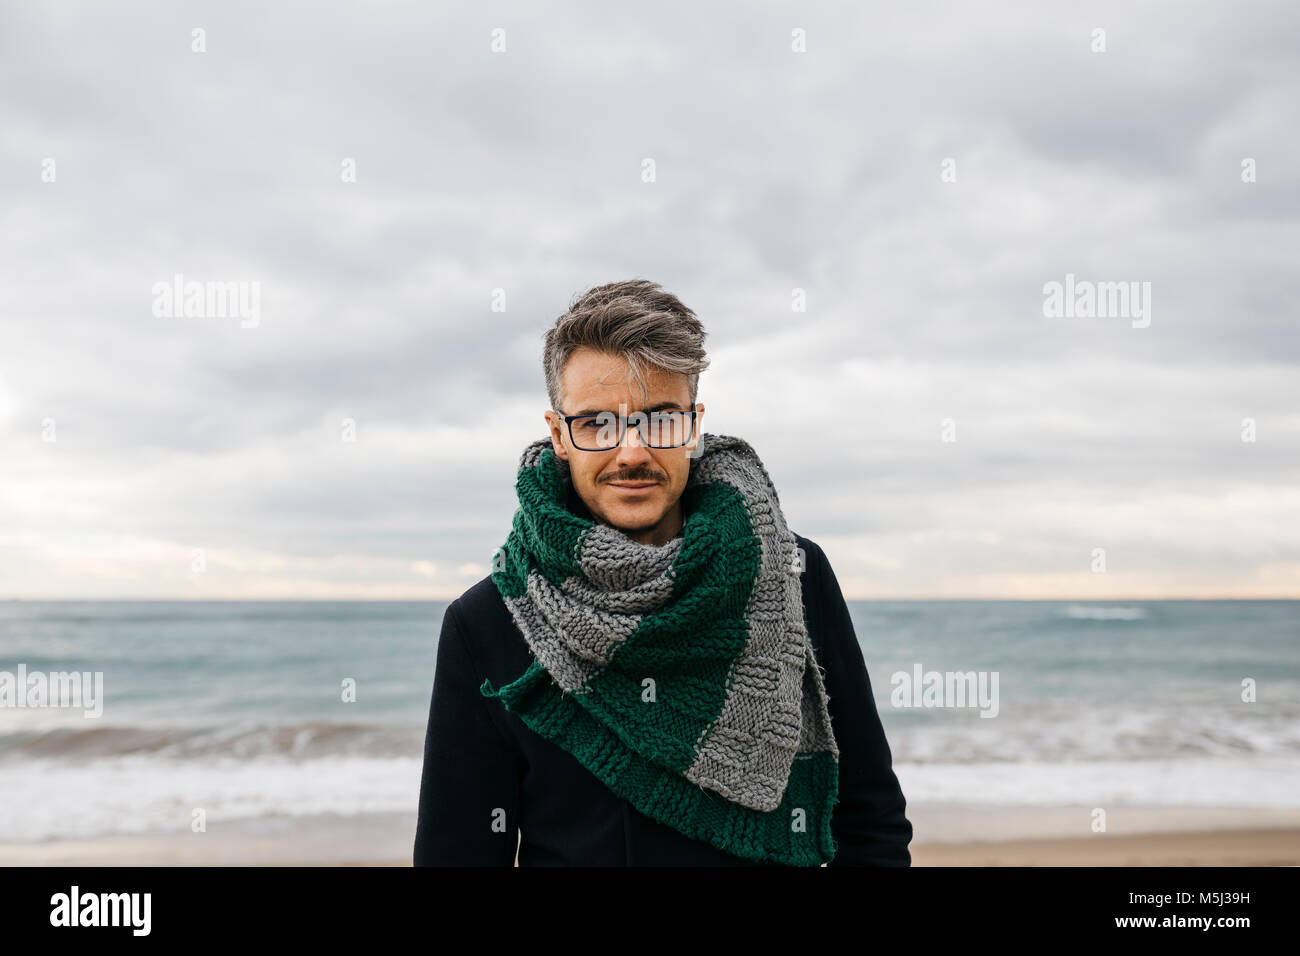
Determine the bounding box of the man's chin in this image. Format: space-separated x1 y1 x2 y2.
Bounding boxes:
598 500 665 532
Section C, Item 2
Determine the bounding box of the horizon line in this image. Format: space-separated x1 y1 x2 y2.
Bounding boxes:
1 596 1296 603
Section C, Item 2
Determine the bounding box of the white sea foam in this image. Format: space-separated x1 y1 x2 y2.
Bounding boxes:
887 697 1300 764
895 756 1300 807
0 754 423 842
3 750 1296 844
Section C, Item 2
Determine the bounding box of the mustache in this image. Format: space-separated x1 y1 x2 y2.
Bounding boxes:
603 468 665 483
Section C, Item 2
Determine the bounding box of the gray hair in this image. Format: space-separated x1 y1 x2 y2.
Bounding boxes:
543 279 710 413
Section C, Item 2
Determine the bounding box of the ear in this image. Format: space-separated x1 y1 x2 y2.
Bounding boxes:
544 410 569 461
685 403 705 457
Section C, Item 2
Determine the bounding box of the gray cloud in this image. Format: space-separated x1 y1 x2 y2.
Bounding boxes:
1 0 1297 598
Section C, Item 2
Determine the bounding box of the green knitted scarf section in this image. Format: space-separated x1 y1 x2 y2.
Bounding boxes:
479 435 839 866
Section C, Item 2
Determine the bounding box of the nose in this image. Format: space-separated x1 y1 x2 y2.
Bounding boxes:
616 420 650 453
622 416 648 448
609 417 658 471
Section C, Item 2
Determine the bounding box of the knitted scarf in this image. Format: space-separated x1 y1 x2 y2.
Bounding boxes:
480 432 840 866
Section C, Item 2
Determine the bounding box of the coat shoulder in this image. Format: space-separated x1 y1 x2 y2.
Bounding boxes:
446 574 531 676
451 573 506 623
792 531 829 582
790 531 831 651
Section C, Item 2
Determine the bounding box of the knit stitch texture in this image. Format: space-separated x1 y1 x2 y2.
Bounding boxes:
480 432 840 865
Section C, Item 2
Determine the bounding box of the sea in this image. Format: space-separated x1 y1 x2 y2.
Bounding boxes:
0 600 1296 843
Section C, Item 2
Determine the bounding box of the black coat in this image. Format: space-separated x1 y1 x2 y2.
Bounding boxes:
413 532 913 866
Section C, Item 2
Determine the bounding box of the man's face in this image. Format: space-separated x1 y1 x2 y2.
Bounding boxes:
546 347 704 546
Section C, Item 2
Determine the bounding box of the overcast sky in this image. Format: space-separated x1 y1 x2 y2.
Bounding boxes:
2 1 1297 599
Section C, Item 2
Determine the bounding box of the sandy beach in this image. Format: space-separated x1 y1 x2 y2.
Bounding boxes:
911 829 1300 866
909 804 1300 865
3 805 1297 866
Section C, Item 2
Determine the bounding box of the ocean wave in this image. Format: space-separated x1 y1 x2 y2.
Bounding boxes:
0 721 424 762
895 756 1300 807
0 752 423 842
1 750 1295 843
0 714 1297 842
887 701 1300 764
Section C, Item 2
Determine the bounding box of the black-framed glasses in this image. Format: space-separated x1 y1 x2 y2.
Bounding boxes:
555 408 698 451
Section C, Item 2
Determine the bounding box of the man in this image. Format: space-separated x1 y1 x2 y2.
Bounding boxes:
414 279 912 866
